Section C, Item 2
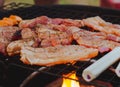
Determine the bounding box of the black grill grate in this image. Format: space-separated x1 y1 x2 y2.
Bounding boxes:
0 3 120 87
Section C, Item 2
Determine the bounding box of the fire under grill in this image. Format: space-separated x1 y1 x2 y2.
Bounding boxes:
0 3 120 87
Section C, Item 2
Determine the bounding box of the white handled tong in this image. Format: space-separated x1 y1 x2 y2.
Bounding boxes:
82 47 120 82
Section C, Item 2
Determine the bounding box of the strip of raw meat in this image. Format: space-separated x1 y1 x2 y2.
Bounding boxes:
21 28 37 40
0 26 21 54
68 26 106 39
19 16 82 28
37 28 73 47
73 29 120 53
7 40 35 56
82 16 120 36
21 26 73 47
68 26 120 44
20 45 98 66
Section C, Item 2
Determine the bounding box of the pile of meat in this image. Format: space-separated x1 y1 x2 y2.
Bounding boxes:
2 15 120 66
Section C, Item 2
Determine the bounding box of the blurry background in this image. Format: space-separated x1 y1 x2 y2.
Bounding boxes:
3 0 120 10
60 0 99 6
5 0 100 6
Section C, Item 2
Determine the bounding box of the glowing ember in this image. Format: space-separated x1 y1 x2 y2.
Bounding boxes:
62 72 80 87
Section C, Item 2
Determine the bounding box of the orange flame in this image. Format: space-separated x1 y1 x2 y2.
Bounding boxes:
62 72 80 87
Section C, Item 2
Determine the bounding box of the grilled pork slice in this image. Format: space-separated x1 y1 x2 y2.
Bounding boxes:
0 26 21 54
37 27 73 47
7 40 35 56
20 45 98 66
19 16 82 28
106 34 120 42
73 29 120 53
68 27 107 39
21 26 73 47
21 28 36 40
82 16 120 36
68 26 120 43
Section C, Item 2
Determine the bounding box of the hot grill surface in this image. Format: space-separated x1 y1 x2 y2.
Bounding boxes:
0 3 120 87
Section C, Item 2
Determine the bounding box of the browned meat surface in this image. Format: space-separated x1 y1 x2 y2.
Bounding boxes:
73 29 120 53
20 45 98 66
68 26 120 43
6 15 120 67
7 40 35 56
68 26 107 39
37 28 73 47
82 16 120 36
0 26 21 54
21 28 36 40
7 27 74 56
19 16 82 29
106 34 120 42
20 25 120 53
19 19 34 28
21 25 73 47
